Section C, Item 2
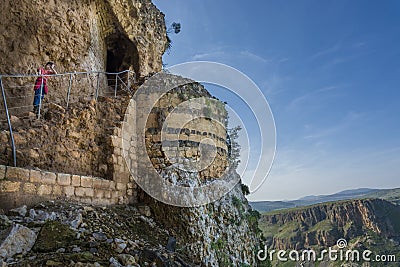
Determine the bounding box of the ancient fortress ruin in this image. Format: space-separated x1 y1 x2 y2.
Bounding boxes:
0 1 260 265
0 0 229 210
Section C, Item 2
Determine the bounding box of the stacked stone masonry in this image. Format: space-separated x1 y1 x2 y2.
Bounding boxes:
0 165 137 208
144 85 229 180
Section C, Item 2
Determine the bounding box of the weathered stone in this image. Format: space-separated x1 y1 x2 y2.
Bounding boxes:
63 186 75 197
92 178 104 189
116 183 126 191
68 213 83 229
93 232 108 242
0 224 37 258
71 175 81 187
94 189 104 199
117 254 136 266
80 176 93 188
109 181 116 190
109 257 123 267
0 166 5 180
32 221 76 253
113 238 127 253
75 187 94 198
41 172 57 185
23 183 37 194
30 170 41 183
5 167 29 181
52 185 62 196
0 181 21 193
57 173 71 186
9 205 27 217
37 185 52 196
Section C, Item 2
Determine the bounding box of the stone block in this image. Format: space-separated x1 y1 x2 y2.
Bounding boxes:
23 183 37 194
75 187 94 197
37 185 52 195
100 180 110 189
0 181 21 192
29 170 41 183
57 173 71 186
52 185 62 196
94 189 104 199
5 167 29 181
92 178 104 189
103 190 111 199
116 182 126 191
63 186 75 197
40 172 56 185
71 175 81 186
0 165 5 180
111 191 119 199
109 181 116 190
81 176 93 188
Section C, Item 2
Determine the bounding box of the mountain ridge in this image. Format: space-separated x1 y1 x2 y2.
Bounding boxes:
251 187 400 212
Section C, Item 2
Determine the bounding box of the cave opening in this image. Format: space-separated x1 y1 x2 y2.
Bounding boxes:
105 33 140 89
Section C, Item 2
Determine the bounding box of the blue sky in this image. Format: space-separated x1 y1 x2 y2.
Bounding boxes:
153 0 400 201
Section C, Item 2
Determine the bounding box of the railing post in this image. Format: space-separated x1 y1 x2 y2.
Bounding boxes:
37 75 44 119
127 71 131 91
114 74 118 98
95 72 100 100
66 73 73 109
0 76 17 167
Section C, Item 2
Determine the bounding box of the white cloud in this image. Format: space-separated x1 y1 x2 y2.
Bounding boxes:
239 50 269 63
191 51 226 60
303 111 364 140
311 43 341 59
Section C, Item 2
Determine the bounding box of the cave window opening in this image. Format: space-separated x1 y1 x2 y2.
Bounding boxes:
105 33 140 91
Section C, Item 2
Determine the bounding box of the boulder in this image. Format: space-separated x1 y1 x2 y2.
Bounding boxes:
0 224 37 259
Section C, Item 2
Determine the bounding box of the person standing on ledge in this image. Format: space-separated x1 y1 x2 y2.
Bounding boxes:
33 61 57 114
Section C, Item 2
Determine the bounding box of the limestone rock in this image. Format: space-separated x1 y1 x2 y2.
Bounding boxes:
109 257 123 267
32 221 76 252
0 0 167 111
9 205 27 217
0 224 37 259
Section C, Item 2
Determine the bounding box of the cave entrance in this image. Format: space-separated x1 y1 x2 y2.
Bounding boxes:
105 33 139 90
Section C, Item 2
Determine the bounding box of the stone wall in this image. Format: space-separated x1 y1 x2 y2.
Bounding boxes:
0 96 131 180
143 81 229 180
0 164 137 210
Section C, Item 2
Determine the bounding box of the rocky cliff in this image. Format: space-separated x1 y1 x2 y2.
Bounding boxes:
260 198 400 251
0 0 167 109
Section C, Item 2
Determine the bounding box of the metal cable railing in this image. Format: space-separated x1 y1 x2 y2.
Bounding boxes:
0 69 136 167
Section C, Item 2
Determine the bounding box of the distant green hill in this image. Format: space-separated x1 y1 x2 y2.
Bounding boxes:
258 198 400 267
361 187 400 205
251 187 400 212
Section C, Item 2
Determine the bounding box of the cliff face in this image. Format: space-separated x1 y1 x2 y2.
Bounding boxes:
145 181 260 266
0 0 167 108
260 198 400 250
0 0 166 75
